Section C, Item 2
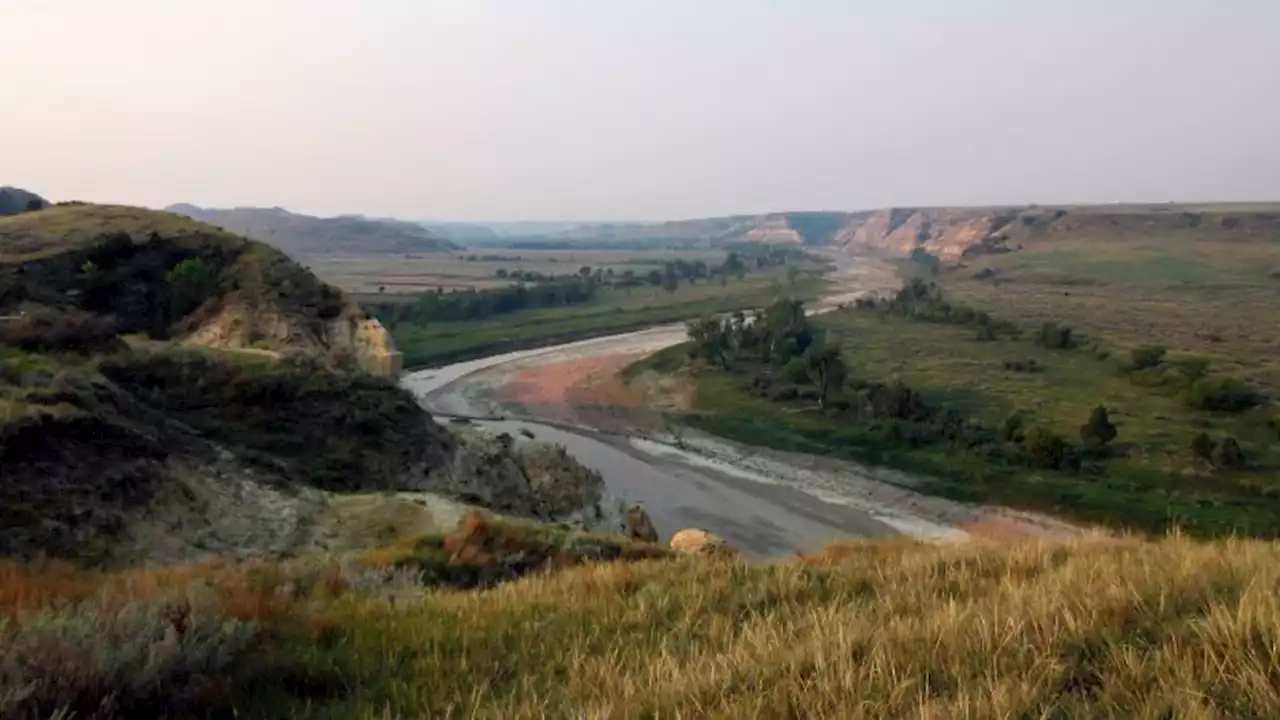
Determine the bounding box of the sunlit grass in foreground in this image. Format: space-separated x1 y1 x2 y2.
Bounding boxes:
3 513 1279 717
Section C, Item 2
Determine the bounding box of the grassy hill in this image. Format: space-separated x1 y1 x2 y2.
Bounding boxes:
3 518 1278 718
0 202 606 569
0 203 364 354
167 204 459 260
0 203 449 563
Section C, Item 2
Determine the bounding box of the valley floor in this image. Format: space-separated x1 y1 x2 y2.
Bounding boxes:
403 253 1093 555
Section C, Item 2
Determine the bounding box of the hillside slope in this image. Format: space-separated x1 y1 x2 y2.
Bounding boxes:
5 526 1279 718
0 203 602 566
0 203 402 372
167 204 459 259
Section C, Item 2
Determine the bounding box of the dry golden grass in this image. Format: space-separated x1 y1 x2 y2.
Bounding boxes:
7 515 1280 717
230 532 1280 718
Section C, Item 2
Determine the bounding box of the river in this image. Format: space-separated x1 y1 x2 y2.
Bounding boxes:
400 253 985 559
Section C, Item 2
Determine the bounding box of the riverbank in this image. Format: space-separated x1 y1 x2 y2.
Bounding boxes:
401 253 1094 555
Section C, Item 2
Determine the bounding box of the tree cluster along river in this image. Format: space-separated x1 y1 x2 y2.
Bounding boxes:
400 253 1024 558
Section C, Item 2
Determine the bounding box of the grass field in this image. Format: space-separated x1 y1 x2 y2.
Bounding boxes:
392 269 826 368
651 224 1280 537
943 228 1280 393
7 514 1280 718
681 304 1279 536
312 249 729 296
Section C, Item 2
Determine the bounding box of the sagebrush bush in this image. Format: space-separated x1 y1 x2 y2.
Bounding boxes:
1186 376 1261 412
1036 322 1075 349
1024 426 1069 469
0 311 123 355
1129 345 1167 370
0 588 258 718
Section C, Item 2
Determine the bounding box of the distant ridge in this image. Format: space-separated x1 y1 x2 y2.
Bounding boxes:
167 204 459 260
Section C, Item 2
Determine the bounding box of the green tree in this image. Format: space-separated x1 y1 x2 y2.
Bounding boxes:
722 251 746 279
1079 406 1118 449
687 317 730 369
1214 436 1246 469
662 273 679 294
166 257 217 318
1024 427 1068 469
805 342 847 408
1190 432 1216 462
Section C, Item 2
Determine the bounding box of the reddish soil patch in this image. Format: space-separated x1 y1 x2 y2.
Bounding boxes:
491 353 646 410
960 509 1100 543
488 351 694 432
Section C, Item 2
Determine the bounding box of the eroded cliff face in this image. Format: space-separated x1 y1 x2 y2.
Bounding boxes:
185 298 403 376
347 318 403 376
834 208 1006 260
741 214 804 245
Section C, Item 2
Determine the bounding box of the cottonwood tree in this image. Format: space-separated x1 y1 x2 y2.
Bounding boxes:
805 341 848 408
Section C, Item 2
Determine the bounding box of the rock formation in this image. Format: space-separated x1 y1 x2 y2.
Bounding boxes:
669 529 737 558
625 505 659 543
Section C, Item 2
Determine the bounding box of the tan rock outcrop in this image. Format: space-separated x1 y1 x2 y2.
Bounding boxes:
741 214 804 245
834 208 1005 261
669 528 737 558
348 317 403 376
186 300 403 377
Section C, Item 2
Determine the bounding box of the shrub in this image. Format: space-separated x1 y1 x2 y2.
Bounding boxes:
1186 377 1261 412
1170 356 1211 383
781 357 811 384
864 380 931 422
1002 358 1039 373
975 325 996 342
1129 345 1167 371
999 412 1026 443
1190 432 1216 461
0 311 122 355
1036 322 1075 349
0 589 259 718
1213 436 1246 469
770 386 799 402
1079 406 1118 449
1127 368 1181 389
1023 427 1068 469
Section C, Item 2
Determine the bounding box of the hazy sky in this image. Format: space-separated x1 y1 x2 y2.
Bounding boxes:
5 1 1279 221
